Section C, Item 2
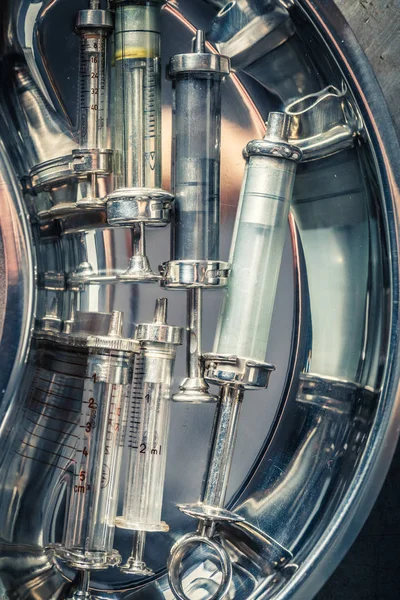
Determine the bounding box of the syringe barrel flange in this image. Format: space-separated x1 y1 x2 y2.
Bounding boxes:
169 52 230 78
135 321 183 347
243 138 302 162
30 155 75 194
86 311 139 383
160 259 230 289
203 353 275 390
52 546 121 570
76 9 114 31
107 188 173 226
72 148 113 177
86 337 139 382
243 111 302 163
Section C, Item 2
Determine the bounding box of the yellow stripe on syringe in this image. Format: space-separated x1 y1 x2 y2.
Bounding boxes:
115 47 156 60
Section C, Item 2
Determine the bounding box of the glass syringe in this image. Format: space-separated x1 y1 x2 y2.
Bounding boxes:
161 31 230 402
116 298 182 575
73 0 114 210
54 312 138 586
107 0 172 281
168 114 302 600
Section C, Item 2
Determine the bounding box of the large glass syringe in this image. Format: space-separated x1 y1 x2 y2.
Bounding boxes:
116 298 182 575
161 31 230 402
107 0 172 281
168 114 302 600
73 0 114 210
54 312 137 595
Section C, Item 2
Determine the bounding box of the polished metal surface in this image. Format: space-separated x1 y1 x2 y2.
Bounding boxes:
286 85 358 160
0 1 398 600
161 260 230 288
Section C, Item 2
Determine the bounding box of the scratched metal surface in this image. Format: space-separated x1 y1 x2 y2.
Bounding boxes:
335 0 400 136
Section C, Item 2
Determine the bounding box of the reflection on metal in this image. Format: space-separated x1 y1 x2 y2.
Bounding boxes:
0 1 398 600
207 0 295 70
286 85 359 160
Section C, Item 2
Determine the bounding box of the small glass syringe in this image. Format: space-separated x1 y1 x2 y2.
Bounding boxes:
116 298 182 575
54 311 138 597
73 0 114 210
107 0 172 281
161 31 230 402
168 113 302 600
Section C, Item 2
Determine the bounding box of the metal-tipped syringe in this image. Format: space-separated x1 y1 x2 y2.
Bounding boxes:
107 0 172 281
54 311 138 593
161 30 230 402
168 113 302 600
73 0 114 209
116 299 182 575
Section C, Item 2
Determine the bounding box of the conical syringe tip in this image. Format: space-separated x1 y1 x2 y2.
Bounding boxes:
154 298 168 324
192 30 206 54
90 0 100 9
265 112 291 142
108 311 123 337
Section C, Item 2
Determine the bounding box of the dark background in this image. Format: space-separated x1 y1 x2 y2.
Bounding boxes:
317 2 400 598
317 444 400 599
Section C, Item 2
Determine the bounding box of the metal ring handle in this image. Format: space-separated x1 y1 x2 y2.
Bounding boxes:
168 533 232 600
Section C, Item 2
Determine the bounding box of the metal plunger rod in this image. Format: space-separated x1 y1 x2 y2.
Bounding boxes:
129 530 147 566
133 222 146 257
202 385 243 511
187 288 202 381
70 569 91 600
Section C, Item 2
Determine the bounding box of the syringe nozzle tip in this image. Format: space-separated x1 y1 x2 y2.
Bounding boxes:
265 112 291 142
108 311 123 337
154 298 168 324
193 30 206 54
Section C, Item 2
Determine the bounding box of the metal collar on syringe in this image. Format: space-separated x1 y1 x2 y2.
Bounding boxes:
243 115 302 162
134 298 183 348
107 188 173 283
160 260 230 288
168 30 230 77
203 354 275 390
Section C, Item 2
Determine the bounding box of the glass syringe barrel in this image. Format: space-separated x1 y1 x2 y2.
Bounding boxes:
214 113 302 362
169 31 230 261
114 0 163 189
56 312 137 570
107 1 171 282
77 10 113 150
116 299 182 575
